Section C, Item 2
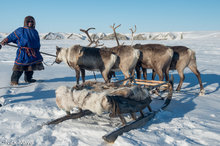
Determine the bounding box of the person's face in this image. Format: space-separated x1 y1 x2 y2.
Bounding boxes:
27 20 34 28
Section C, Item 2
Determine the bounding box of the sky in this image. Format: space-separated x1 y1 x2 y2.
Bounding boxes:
0 0 220 34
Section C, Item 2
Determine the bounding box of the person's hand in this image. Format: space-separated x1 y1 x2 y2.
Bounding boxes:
0 38 8 46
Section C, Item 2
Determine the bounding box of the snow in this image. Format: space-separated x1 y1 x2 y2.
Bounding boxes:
0 32 9 39
43 32 65 40
67 33 86 40
0 31 220 145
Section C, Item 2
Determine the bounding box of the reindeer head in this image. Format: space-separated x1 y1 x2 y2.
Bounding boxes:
55 46 63 64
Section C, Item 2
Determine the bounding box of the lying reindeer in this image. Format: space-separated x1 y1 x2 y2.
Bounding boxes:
152 46 205 95
55 45 118 84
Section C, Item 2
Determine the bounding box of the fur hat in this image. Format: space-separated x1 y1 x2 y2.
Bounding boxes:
24 16 36 28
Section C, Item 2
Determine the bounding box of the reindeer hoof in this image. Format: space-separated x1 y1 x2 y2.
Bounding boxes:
175 89 181 93
199 89 205 96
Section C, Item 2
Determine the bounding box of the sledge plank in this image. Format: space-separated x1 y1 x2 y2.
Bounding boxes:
45 110 93 125
135 79 165 84
102 111 157 143
135 81 169 87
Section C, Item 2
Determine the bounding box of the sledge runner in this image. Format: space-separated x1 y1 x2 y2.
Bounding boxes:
0 16 44 85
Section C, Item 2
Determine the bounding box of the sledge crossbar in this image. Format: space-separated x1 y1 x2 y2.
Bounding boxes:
135 79 165 84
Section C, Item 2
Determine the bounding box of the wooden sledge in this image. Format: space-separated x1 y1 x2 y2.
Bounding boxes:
102 78 173 143
135 79 169 88
47 77 173 143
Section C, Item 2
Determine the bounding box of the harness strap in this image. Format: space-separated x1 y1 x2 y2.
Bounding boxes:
22 47 37 58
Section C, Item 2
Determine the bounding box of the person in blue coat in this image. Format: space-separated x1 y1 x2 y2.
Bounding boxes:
1 16 44 85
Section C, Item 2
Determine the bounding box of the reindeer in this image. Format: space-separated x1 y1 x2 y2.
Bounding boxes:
126 25 173 82
55 44 119 84
79 27 104 47
134 44 173 81
106 45 140 80
104 24 140 83
152 46 205 95
80 26 140 84
55 26 140 85
55 27 119 84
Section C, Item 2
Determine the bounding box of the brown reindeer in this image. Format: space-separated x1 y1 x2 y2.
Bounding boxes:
55 27 112 84
80 26 140 84
152 46 205 95
134 44 174 81
80 27 104 47
55 45 119 84
104 24 140 83
126 26 173 82
106 45 140 80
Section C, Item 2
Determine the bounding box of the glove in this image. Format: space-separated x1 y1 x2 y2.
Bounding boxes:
0 38 8 46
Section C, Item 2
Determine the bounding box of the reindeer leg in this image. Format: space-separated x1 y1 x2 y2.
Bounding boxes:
140 110 145 117
81 68 85 83
142 68 147 80
102 70 110 83
147 105 152 112
165 67 170 81
112 71 116 77
188 65 205 95
108 71 115 82
135 65 141 79
176 69 185 91
123 76 130 85
75 68 81 84
121 70 130 85
157 69 164 81
119 114 127 125
130 113 136 120
152 69 156 80
130 68 135 77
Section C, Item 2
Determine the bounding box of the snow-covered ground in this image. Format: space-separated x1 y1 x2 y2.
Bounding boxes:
0 31 220 146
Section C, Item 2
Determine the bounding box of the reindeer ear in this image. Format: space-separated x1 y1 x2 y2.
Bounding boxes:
106 95 112 104
56 46 61 51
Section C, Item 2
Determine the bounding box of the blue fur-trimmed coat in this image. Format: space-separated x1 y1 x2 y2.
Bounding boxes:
6 27 43 65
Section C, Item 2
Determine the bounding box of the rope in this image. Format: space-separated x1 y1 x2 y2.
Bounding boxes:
93 71 97 81
4 43 56 58
40 52 56 57
42 61 56 66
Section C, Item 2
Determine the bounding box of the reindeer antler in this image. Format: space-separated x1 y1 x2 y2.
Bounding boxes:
110 23 121 46
80 27 95 46
129 25 136 46
80 28 104 47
